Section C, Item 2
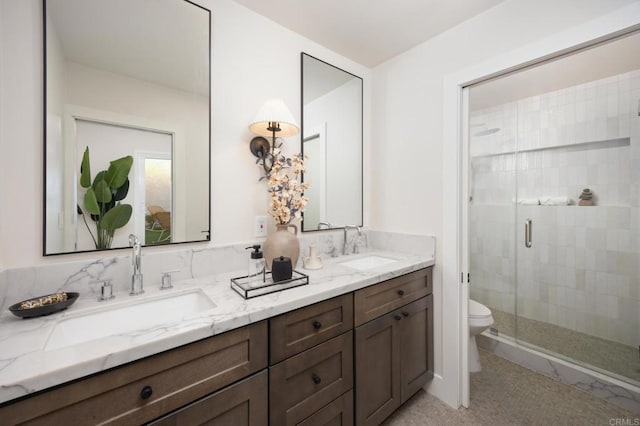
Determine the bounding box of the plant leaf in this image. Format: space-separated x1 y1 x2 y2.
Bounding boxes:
84 188 100 215
91 171 107 190
80 147 91 188
105 156 133 189
99 204 132 231
113 178 129 201
94 180 112 203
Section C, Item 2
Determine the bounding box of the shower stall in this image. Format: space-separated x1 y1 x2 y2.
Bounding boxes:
467 32 640 392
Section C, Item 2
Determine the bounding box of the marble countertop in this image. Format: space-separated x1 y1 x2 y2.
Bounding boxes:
0 250 434 405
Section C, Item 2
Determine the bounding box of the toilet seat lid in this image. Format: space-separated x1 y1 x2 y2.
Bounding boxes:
469 299 492 319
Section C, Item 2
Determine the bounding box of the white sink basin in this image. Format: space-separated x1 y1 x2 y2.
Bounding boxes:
45 289 215 351
340 255 397 271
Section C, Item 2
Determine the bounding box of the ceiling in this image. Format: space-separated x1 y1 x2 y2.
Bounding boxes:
47 0 209 96
470 31 640 111
232 0 506 67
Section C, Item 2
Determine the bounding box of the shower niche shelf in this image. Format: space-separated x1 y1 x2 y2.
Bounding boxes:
471 136 630 159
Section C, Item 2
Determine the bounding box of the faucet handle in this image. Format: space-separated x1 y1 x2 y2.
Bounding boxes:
98 279 114 301
160 270 180 290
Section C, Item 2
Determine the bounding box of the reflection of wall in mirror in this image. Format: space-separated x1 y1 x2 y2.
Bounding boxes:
44 11 67 254
74 120 172 251
145 159 172 214
303 126 326 230
45 56 208 251
304 79 362 228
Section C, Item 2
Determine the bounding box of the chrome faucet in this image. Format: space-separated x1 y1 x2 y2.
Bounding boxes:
129 234 144 295
343 225 362 255
317 222 332 230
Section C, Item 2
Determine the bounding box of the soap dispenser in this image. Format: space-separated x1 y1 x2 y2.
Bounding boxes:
246 245 266 283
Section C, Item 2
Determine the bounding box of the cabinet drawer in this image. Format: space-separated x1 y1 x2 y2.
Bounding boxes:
297 390 353 426
354 268 432 326
149 370 268 426
1 321 268 425
270 331 354 426
270 293 353 364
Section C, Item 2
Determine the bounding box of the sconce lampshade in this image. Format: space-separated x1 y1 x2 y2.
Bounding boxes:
248 98 299 138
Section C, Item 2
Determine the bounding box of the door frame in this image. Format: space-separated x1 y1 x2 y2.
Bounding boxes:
442 4 640 408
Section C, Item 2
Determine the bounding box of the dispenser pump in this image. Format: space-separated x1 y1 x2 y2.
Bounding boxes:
247 244 263 259
246 245 266 283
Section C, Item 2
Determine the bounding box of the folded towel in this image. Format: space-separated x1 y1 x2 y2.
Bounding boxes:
539 196 570 206
512 198 540 205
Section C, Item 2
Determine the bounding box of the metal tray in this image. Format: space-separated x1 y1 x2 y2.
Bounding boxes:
231 271 309 299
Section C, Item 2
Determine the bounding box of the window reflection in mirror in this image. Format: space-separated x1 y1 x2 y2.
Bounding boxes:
44 0 211 255
301 53 363 232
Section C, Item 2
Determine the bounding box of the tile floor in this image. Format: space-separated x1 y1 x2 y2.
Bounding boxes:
491 308 640 385
382 349 639 425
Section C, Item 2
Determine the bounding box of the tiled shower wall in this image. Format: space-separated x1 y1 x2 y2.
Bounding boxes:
469 69 640 347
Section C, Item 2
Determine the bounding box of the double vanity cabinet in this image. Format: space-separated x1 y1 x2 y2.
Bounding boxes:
0 267 432 425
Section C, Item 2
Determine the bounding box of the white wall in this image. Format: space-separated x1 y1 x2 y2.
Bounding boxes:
371 0 638 407
304 78 362 227
0 0 371 268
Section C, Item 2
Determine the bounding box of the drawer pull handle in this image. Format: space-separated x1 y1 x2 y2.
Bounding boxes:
394 314 402 321
402 311 409 317
140 385 153 400
397 290 405 296
312 374 322 384
312 320 322 329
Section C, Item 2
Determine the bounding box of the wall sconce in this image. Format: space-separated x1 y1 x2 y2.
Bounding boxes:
249 98 299 174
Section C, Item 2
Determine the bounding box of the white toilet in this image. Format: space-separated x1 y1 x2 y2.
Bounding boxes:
468 299 494 373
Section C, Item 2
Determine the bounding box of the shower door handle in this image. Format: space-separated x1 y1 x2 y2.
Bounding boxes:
524 219 532 248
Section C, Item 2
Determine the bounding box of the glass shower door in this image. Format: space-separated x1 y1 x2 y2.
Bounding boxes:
468 100 519 340
513 77 640 386
468 30 640 389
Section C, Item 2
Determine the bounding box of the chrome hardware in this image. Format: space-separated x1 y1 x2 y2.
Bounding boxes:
342 225 362 255
129 234 144 295
98 280 114 301
525 219 533 248
160 269 180 290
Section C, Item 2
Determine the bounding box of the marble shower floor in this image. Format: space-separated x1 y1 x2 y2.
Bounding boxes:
382 349 638 425
490 308 640 385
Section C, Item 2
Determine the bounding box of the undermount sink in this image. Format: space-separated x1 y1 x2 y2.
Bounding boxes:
45 289 215 351
340 255 397 271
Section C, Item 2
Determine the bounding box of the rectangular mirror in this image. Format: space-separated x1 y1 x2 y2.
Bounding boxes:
301 53 363 231
44 0 211 255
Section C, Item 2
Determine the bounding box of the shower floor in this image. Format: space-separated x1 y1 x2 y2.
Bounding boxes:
491 308 640 385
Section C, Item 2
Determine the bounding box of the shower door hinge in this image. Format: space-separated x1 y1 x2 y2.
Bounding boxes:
461 272 470 284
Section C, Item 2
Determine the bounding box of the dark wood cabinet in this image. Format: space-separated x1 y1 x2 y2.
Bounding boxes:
354 268 431 327
270 331 354 426
0 322 268 425
149 370 268 426
355 310 401 426
297 390 354 426
400 295 434 402
270 293 353 364
354 293 433 426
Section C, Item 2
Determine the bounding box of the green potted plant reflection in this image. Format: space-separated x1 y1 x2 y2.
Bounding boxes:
78 147 133 249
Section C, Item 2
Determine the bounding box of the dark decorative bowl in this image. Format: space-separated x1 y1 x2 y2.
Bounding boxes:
9 292 79 319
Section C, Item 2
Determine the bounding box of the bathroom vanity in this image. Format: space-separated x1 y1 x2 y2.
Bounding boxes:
0 247 433 425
